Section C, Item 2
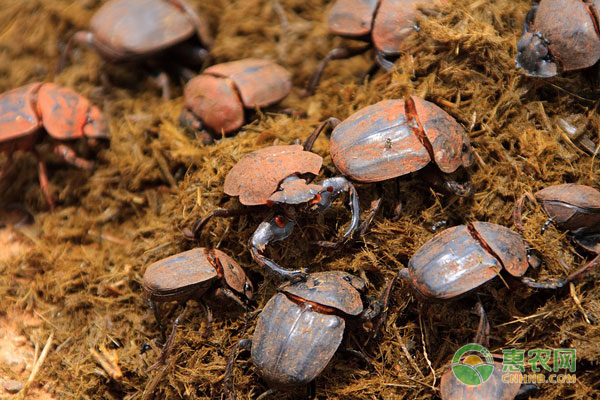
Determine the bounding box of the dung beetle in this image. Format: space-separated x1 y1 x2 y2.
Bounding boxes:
180 58 292 141
439 304 536 400
441 361 524 400
142 247 253 364
0 82 109 209
399 222 596 300
304 96 474 230
225 271 384 399
307 0 445 94
513 183 600 255
516 0 600 77
58 0 213 99
185 143 360 282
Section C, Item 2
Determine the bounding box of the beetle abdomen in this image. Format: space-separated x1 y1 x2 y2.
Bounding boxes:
251 293 345 386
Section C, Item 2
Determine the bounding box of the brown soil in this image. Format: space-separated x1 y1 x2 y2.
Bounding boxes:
1 0 599 399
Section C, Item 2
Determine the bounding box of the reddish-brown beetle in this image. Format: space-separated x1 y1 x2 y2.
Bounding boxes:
186 143 360 282
0 82 108 209
180 58 292 141
225 271 383 398
513 183 600 254
516 0 600 77
441 362 524 400
304 96 474 230
307 0 445 94
400 222 595 301
58 0 213 99
142 247 253 364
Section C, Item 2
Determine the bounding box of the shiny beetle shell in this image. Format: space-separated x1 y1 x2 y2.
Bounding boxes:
252 292 345 386
143 248 219 302
406 223 528 299
327 0 445 54
89 0 200 60
516 0 600 77
142 248 252 302
440 362 522 400
281 271 365 316
251 271 364 386
330 96 471 182
224 145 323 206
535 184 600 234
183 59 292 134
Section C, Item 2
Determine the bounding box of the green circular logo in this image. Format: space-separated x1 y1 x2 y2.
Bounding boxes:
451 343 495 386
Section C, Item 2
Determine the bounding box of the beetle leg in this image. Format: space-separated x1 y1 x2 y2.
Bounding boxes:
52 143 94 170
375 51 395 71
359 184 383 235
149 303 188 370
57 31 94 73
171 44 210 71
307 381 316 400
512 191 535 233
339 348 372 370
250 215 307 282
34 151 54 210
218 287 250 311
303 117 341 151
198 301 213 338
148 298 166 342
149 70 171 100
521 254 599 289
540 218 553 234
224 338 252 399
473 298 490 347
184 208 252 240
311 176 360 242
305 44 371 96
166 0 214 48
522 4 538 33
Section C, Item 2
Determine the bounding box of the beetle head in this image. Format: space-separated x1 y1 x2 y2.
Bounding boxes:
83 105 109 140
516 32 558 78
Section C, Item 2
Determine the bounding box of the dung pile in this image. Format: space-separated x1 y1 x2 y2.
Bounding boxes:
0 0 598 398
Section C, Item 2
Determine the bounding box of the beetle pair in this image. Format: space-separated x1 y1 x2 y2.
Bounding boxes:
188 96 473 281
0 82 108 208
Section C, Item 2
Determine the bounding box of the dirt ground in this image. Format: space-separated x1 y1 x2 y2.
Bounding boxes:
0 0 599 398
